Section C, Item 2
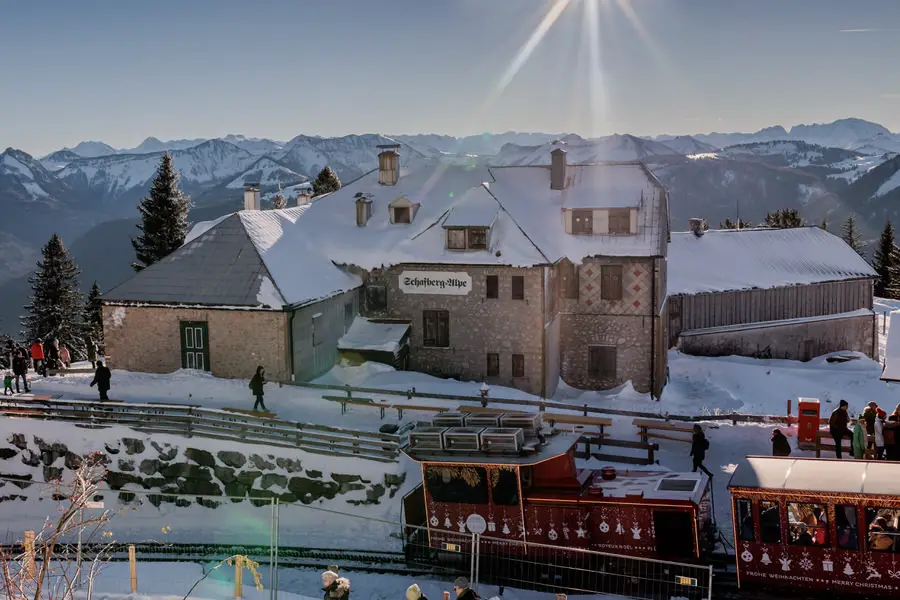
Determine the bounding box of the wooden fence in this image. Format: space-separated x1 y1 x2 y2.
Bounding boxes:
0 398 400 463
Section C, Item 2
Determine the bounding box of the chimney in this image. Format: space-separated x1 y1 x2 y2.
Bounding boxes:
688 218 706 237
551 147 568 190
243 185 261 211
297 192 312 206
377 144 401 186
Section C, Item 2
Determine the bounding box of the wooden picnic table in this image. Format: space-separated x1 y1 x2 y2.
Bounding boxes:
322 395 390 419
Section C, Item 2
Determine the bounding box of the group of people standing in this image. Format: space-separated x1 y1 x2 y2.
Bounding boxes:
829 399 900 460
2 337 111 400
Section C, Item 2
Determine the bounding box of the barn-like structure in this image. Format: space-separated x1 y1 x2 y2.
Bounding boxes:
667 224 878 361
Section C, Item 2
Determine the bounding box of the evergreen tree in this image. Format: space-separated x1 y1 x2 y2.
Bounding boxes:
82 281 104 345
873 221 895 297
131 153 191 272
272 185 287 209
720 218 753 229
312 166 342 196
841 215 865 257
21 234 84 356
763 208 804 229
888 243 900 299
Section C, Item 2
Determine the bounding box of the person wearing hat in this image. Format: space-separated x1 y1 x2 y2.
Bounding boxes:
852 412 867 460
406 583 428 600
321 570 350 600
452 577 478 600
770 428 791 457
875 408 887 460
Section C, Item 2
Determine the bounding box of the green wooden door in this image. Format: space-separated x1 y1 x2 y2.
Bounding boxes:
180 321 210 371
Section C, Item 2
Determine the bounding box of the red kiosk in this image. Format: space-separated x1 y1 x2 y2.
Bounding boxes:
797 398 821 449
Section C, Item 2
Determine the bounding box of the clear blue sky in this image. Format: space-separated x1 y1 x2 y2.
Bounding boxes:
3 0 900 156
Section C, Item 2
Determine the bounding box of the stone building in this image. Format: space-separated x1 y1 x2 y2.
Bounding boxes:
102 147 670 398
667 222 878 361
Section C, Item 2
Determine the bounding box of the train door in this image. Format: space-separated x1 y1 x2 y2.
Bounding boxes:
653 510 696 559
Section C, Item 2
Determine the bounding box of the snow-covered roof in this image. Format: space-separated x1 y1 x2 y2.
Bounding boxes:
337 318 410 354
881 309 900 381
668 227 877 295
442 185 499 227
728 456 900 497
489 164 668 259
584 470 708 504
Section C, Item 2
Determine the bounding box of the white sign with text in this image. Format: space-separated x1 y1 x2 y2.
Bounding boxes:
399 271 472 295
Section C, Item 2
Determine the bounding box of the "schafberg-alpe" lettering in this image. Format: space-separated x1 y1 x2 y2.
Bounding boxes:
402 275 469 290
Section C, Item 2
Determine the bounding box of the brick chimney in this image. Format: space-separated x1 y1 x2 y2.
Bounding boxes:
377 144 401 186
689 218 706 237
551 147 568 190
243 185 261 210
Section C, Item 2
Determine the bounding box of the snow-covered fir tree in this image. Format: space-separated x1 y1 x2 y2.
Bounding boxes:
873 221 896 297
21 233 84 356
888 243 900 299
131 153 191 272
841 215 865 257
82 281 104 345
272 185 287 209
312 166 341 196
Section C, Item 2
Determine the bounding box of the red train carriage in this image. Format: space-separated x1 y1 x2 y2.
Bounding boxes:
401 411 714 565
729 456 900 597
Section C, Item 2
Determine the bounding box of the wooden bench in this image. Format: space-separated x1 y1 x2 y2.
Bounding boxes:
579 435 659 465
393 404 448 420
0 407 44 418
322 395 390 419
633 418 694 444
46 368 95 376
221 407 279 419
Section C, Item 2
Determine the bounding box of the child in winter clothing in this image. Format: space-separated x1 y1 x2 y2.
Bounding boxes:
771 429 791 457
690 424 713 477
2 373 13 396
852 413 868 459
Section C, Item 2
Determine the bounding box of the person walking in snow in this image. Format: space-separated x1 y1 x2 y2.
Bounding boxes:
690 424 713 477
12 350 29 394
249 366 268 412
771 428 791 457
30 339 45 376
851 413 867 459
89 361 112 401
829 400 851 459
406 583 428 600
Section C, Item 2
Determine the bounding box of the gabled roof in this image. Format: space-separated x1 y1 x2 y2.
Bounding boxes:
668 226 877 295
103 213 287 308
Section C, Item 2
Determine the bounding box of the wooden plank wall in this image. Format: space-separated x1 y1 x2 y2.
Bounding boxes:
670 278 874 335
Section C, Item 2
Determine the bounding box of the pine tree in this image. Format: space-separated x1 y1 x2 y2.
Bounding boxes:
888 244 900 299
272 185 287 209
21 234 84 356
873 221 895 297
312 167 341 196
131 153 191 272
763 208 804 229
841 215 865 257
721 218 753 229
82 281 104 346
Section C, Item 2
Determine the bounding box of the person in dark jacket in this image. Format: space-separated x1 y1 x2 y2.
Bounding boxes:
86 338 98 368
689 424 713 477
249 366 267 412
453 577 478 600
89 361 112 401
45 339 60 373
771 428 791 457
829 400 851 459
12 350 29 394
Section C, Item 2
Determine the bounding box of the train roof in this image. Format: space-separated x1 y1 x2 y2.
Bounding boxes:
728 456 900 497
400 431 578 466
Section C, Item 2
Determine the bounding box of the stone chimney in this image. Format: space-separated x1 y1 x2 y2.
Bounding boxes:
688 218 706 237
243 185 261 210
297 192 312 206
377 144 401 186
551 147 568 190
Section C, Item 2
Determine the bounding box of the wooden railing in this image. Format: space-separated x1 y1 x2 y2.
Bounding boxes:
0 398 400 463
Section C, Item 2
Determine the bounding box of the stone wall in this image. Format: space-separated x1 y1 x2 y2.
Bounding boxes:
363 264 546 395
677 312 877 361
2 433 405 509
102 305 290 380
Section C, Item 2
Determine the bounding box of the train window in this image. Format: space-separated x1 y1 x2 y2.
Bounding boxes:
736 499 754 541
787 503 829 546
424 466 489 504
836 505 859 550
489 468 519 506
759 500 781 544
865 507 900 552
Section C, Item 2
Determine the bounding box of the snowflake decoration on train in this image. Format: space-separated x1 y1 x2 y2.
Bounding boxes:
798 551 813 572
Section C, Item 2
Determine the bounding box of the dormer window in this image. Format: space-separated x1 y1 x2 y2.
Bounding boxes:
389 195 418 224
468 228 487 249
355 192 373 227
442 185 498 250
447 228 466 249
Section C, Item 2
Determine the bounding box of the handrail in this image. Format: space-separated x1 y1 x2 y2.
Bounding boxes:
0 398 399 463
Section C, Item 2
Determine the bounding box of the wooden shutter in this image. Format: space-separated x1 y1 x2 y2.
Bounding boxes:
512 354 525 378
486 353 499 376
511 276 525 300
601 265 623 300
486 275 499 299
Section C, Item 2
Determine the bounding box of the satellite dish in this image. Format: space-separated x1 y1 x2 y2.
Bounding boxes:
466 514 487 535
